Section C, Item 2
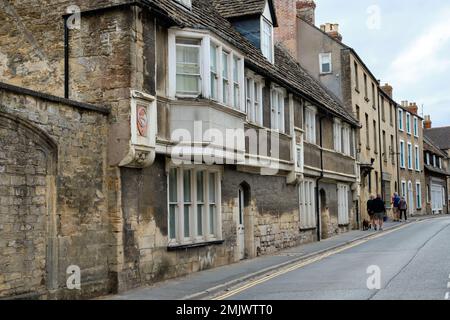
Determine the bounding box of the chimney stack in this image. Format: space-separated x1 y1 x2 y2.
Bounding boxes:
424 115 432 129
296 0 316 25
320 23 343 42
407 102 418 115
273 0 298 57
401 100 409 108
380 83 393 98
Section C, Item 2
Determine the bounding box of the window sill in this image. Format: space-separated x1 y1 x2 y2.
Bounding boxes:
299 227 316 231
320 72 333 76
355 88 360 94
167 240 224 251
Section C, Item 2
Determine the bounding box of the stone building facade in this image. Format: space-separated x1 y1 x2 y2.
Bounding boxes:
0 0 360 298
396 101 426 217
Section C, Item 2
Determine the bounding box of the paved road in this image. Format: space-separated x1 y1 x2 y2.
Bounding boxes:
218 217 450 300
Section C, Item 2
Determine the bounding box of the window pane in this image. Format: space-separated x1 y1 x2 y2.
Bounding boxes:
184 205 190 238
169 205 176 239
222 52 228 79
233 57 239 82
210 45 217 71
184 170 191 202
234 85 240 108
197 171 204 202
209 205 215 235
209 172 216 203
169 168 177 202
177 74 200 94
197 205 203 236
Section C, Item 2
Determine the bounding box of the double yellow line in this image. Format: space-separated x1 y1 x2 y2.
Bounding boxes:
213 223 413 300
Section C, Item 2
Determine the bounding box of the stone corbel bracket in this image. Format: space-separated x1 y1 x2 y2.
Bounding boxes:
119 90 157 168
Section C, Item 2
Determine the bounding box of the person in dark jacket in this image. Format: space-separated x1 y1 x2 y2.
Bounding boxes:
399 197 408 221
367 195 375 230
372 194 386 231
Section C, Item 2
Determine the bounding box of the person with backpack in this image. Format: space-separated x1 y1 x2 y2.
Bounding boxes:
399 197 408 222
392 193 401 222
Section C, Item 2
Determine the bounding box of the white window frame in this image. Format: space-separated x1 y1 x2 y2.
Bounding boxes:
414 145 420 172
261 17 274 63
338 184 350 225
433 154 437 167
400 140 405 168
401 180 407 198
416 182 422 209
426 152 430 165
319 53 332 74
406 113 411 134
439 157 442 169
245 70 264 126
168 29 245 111
413 116 419 137
333 118 342 153
299 179 316 229
305 105 317 144
270 85 286 133
167 165 222 246
407 142 413 170
398 109 404 131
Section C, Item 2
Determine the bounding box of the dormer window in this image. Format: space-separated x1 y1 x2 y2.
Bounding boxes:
261 18 273 63
175 0 191 9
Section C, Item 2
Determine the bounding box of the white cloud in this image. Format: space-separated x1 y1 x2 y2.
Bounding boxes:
386 8 450 87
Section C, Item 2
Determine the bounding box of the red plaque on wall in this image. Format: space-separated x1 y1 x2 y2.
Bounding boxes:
137 104 148 137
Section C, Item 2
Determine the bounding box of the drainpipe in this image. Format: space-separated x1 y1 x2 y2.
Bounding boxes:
64 16 69 99
315 115 325 242
378 91 384 200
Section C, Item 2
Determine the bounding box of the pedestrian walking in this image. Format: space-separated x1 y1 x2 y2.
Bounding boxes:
399 197 408 222
372 194 386 231
367 195 375 230
392 192 401 222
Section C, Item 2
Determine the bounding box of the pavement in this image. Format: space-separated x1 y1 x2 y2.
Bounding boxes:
102 214 448 300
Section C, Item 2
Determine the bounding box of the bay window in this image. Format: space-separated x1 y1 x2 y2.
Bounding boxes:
168 30 244 110
271 86 285 133
168 166 222 246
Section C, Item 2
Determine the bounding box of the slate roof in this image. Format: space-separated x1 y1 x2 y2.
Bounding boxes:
424 127 450 150
424 136 447 158
139 0 359 126
213 0 278 26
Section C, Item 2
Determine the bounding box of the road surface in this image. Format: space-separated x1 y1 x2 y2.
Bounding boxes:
215 216 450 300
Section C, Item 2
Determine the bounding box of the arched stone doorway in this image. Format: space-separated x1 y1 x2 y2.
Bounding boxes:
0 113 57 298
237 182 254 260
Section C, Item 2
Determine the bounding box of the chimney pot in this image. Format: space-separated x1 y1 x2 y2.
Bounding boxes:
320 22 343 41
424 115 432 129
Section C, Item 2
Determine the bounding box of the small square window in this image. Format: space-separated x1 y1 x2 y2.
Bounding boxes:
320 53 332 74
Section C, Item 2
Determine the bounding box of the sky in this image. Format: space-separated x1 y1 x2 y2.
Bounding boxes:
315 0 450 127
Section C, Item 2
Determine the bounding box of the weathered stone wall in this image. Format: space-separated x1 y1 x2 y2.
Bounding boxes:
118 158 316 291
0 0 129 96
0 85 111 299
